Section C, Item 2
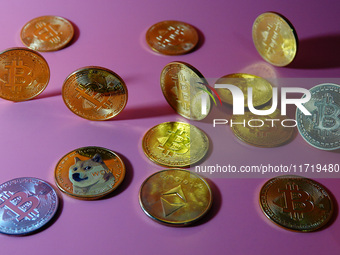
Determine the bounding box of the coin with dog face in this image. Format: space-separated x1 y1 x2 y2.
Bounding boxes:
54 146 125 200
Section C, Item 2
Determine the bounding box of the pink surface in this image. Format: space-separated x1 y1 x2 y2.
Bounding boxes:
0 0 339 254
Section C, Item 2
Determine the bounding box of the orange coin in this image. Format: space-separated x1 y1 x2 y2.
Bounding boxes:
62 66 128 120
0 47 50 101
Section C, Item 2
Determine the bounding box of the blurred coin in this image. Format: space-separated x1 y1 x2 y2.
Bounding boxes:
21 15 74 52
252 12 298 66
0 177 58 235
146 20 198 55
55 146 125 200
62 66 128 120
139 169 212 226
0 47 50 101
161 61 210 120
296 83 340 150
260 175 333 232
142 122 209 167
215 73 273 107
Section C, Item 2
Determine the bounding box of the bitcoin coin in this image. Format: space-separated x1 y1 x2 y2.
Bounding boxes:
55 146 125 200
21 16 74 52
0 177 58 235
0 47 50 101
139 169 212 226
142 122 209 167
260 175 333 232
252 12 298 66
296 83 340 150
215 73 273 107
62 66 128 120
146 20 199 55
161 61 210 120
231 108 294 147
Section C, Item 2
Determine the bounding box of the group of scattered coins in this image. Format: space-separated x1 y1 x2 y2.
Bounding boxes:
0 12 337 234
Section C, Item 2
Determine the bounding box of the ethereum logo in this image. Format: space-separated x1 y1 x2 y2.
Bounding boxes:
160 185 187 217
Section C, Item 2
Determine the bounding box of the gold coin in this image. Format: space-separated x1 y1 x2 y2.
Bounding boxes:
215 73 273 107
146 20 199 55
161 61 210 120
252 12 298 66
142 122 209 167
231 108 294 147
55 146 125 200
0 47 50 101
139 169 212 226
260 175 334 232
62 66 128 120
21 15 74 52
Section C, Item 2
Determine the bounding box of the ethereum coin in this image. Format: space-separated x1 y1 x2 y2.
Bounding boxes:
0 177 58 235
142 122 209 167
21 15 74 52
62 66 128 120
146 20 199 55
139 169 212 226
296 83 340 150
260 175 333 232
252 12 298 66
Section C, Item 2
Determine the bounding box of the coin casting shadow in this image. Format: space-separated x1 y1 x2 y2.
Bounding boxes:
113 104 175 120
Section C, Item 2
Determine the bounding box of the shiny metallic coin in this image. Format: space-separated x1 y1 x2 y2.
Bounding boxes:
231 108 294 147
252 12 298 66
215 73 273 107
55 146 125 200
0 47 50 101
146 20 199 55
296 83 340 150
142 122 209 167
161 61 210 120
62 66 128 120
21 16 74 52
260 175 333 232
0 177 58 235
139 169 212 226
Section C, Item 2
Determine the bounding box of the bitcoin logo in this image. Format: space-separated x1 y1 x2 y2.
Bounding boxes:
33 21 61 43
156 25 185 48
275 183 314 220
157 129 190 157
4 60 33 92
0 191 40 221
75 86 112 111
160 185 187 217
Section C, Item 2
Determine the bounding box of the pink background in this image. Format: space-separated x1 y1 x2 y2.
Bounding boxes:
0 0 339 254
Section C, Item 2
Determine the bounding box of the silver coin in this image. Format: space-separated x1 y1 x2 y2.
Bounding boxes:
296 83 340 150
0 177 58 235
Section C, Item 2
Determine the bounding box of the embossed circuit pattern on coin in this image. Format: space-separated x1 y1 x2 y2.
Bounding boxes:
296 83 340 150
231 108 294 147
62 66 128 120
252 12 298 66
55 146 125 200
161 61 210 120
139 169 212 226
142 122 209 167
0 177 58 235
260 175 333 232
146 20 199 55
0 47 50 101
215 73 273 107
21 16 74 52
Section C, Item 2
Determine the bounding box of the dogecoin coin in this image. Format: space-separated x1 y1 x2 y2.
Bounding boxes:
161 61 210 120
139 169 212 226
62 66 128 120
0 47 50 101
215 73 273 107
252 12 298 66
260 175 333 232
296 83 340 150
146 20 199 55
21 15 74 52
142 122 209 167
55 146 125 200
